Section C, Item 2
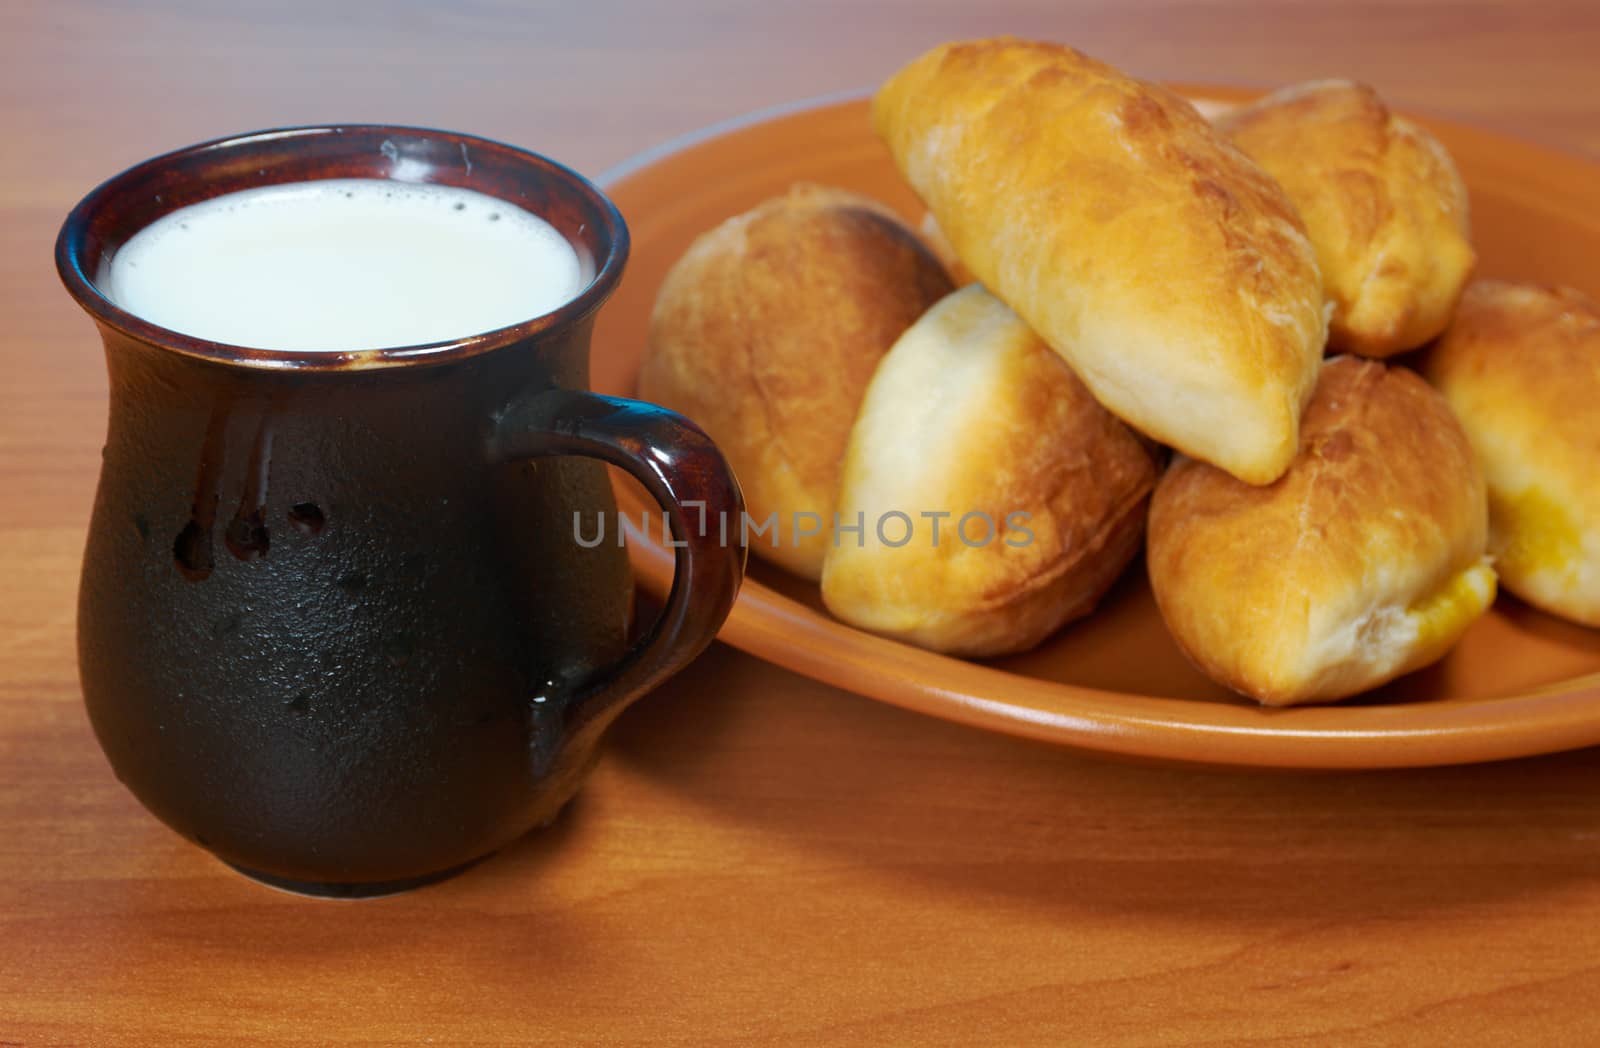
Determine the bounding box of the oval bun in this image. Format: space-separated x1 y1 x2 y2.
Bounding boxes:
874 37 1327 485
639 184 954 579
1220 80 1475 358
1149 356 1494 706
1421 280 1600 626
821 285 1160 657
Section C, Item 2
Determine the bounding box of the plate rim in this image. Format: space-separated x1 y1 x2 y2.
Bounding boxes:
597 88 1600 770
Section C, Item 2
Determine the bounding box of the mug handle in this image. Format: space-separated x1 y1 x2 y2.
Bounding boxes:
488 388 746 735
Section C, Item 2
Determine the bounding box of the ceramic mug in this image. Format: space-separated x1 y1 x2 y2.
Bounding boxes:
55 126 746 896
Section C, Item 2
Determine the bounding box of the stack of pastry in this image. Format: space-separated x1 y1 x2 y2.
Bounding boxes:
640 37 1600 706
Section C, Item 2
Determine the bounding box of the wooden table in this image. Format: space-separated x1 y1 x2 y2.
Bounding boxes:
4 2 1600 1043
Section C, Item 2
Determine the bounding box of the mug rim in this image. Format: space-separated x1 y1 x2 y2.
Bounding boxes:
54 124 630 372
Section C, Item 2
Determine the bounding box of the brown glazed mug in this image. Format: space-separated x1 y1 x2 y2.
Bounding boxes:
55 126 746 896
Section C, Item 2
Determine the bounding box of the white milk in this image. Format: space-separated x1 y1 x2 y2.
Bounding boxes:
103 178 584 351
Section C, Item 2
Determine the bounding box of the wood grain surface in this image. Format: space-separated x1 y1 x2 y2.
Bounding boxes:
4 1 1600 1044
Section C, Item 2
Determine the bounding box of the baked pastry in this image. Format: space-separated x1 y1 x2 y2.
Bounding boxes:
873 37 1327 485
917 213 974 286
1220 80 1475 357
1148 355 1495 706
1420 281 1600 626
639 183 953 579
820 285 1161 657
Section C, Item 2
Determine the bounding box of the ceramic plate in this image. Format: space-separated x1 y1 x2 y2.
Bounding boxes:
591 89 1600 769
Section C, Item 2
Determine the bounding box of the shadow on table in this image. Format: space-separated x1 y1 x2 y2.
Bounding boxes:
602 640 1600 926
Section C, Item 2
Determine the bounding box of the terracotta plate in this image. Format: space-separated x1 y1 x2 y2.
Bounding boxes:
591 89 1600 769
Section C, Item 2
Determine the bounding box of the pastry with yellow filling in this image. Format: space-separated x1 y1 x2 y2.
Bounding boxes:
1420 280 1600 626
640 183 954 580
1148 355 1495 706
1220 80 1475 357
821 285 1161 657
874 37 1327 485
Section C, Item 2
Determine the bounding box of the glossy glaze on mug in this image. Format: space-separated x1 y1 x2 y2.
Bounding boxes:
58 126 745 891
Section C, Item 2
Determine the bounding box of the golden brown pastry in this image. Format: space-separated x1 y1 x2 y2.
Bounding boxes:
639 183 953 579
1420 281 1600 626
873 37 1327 485
1219 80 1475 357
917 213 974 286
1148 356 1495 706
820 285 1161 657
